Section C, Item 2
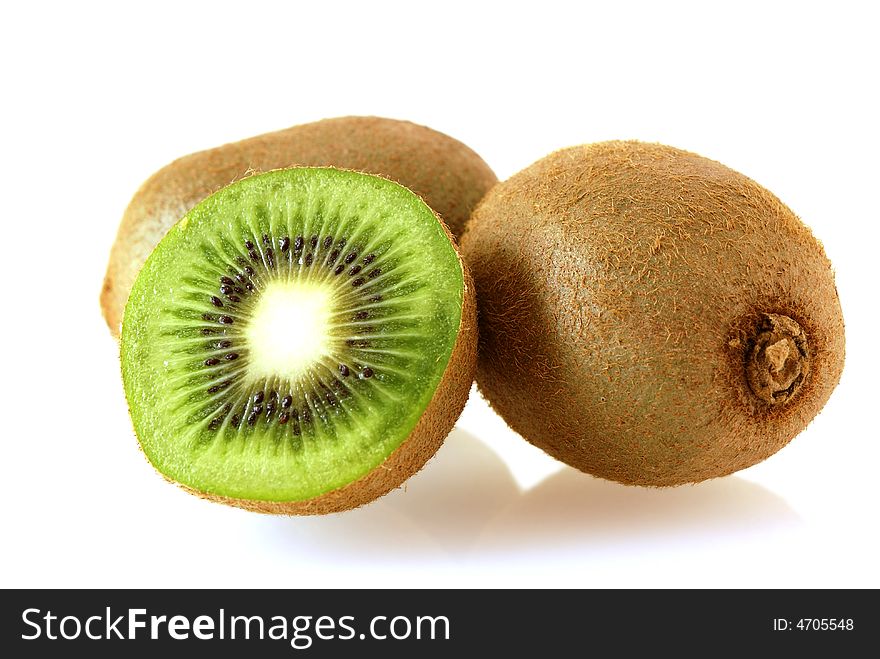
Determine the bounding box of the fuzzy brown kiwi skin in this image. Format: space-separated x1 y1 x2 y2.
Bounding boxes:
101 116 497 336
159 223 477 515
461 141 845 487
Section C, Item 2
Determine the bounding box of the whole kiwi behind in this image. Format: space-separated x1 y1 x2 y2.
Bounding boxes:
462 141 844 486
101 116 496 335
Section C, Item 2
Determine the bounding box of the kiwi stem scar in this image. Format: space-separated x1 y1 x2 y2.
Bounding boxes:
745 313 810 405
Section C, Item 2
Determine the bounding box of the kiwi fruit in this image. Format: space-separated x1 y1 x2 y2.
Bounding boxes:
121 167 476 514
461 141 844 486
102 116 496 336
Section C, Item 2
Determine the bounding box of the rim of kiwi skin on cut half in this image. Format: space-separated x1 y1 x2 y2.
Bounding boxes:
121 167 468 509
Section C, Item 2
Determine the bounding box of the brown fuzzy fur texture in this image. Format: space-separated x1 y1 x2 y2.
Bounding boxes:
101 116 496 336
461 141 845 486
179 228 477 515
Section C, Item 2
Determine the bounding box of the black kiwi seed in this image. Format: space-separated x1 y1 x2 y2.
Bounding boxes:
354 311 368 320
281 395 292 409
323 236 333 249
344 252 358 264
333 264 344 275
280 236 290 252
352 278 366 287
244 240 254 249
228 295 241 303
266 248 275 268
279 412 290 425
262 234 271 246
368 268 381 279
329 249 340 263
310 235 318 249
210 296 224 307
339 364 350 377
218 315 234 325
363 253 376 265
247 411 258 426
220 276 235 287
254 391 264 405
348 265 362 276
305 253 313 267
202 313 215 322
220 285 234 295
244 266 255 276
294 236 304 252
225 353 238 361
361 367 374 379
216 340 232 349
205 358 219 366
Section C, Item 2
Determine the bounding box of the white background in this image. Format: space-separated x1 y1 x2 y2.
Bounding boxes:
1 1 877 588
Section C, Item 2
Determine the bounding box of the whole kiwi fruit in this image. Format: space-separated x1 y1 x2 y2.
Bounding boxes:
102 116 496 335
461 141 844 486
122 167 476 514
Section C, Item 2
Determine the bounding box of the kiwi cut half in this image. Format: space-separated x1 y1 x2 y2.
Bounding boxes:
462 141 844 487
121 167 476 514
101 116 497 336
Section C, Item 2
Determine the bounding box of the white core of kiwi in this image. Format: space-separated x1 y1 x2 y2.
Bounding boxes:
245 280 336 381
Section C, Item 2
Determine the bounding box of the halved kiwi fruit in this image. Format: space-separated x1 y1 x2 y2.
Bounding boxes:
461 141 845 486
121 167 476 514
102 116 497 335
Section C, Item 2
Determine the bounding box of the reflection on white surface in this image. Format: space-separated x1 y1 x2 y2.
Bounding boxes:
475 468 801 554
258 428 800 560
260 428 520 557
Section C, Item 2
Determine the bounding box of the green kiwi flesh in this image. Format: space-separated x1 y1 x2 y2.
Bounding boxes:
461 141 845 486
121 168 476 512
